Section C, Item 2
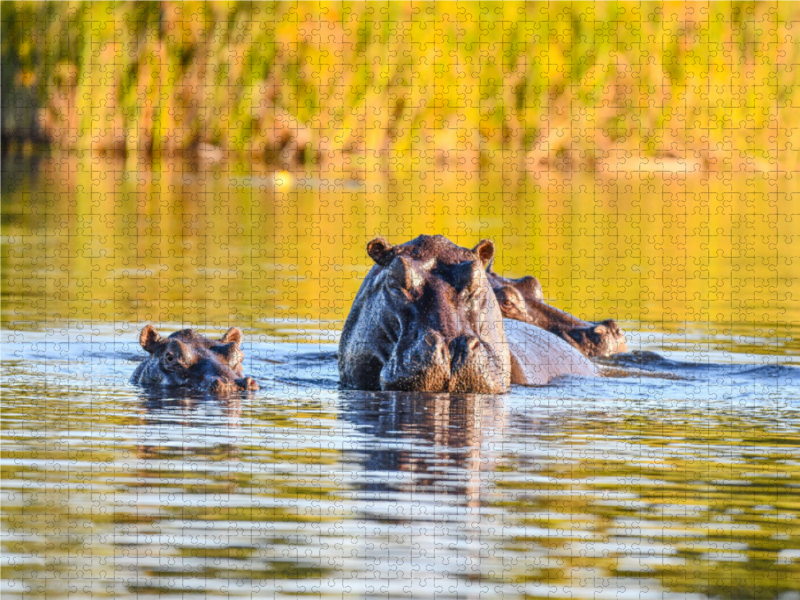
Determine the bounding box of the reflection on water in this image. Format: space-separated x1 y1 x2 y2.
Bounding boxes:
2 332 799 599
2 153 800 598
3 153 800 355
344 392 504 499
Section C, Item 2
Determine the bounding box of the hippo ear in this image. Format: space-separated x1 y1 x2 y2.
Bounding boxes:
484 258 505 291
219 327 243 345
472 239 495 268
367 237 393 267
139 325 162 354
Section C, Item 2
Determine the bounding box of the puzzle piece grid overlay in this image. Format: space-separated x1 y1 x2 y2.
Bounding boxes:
2 3 800 600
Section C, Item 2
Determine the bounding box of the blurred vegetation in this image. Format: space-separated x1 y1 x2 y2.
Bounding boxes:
2 1 800 172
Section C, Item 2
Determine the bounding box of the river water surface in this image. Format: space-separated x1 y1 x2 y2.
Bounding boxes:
2 154 800 599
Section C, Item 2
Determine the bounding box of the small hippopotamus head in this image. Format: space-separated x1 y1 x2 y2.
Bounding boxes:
493 282 627 358
131 326 259 393
564 319 627 358
339 235 511 393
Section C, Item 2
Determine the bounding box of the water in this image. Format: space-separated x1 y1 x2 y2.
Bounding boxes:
2 153 800 599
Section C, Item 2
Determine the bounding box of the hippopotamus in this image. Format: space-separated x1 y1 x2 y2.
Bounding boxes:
488 267 627 357
130 325 259 393
339 235 511 393
340 235 613 392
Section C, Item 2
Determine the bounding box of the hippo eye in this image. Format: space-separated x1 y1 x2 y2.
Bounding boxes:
501 297 520 311
465 279 481 297
162 340 195 369
498 288 524 310
464 276 486 302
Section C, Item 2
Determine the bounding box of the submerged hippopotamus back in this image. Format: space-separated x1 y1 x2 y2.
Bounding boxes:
130 325 259 393
503 318 597 385
492 278 627 357
339 235 511 393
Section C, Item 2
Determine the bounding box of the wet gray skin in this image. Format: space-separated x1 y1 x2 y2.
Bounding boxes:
339 235 511 393
492 283 627 357
130 326 259 393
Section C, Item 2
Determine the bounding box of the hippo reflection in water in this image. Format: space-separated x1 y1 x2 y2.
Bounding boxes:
339 235 511 393
130 325 259 393
487 267 627 358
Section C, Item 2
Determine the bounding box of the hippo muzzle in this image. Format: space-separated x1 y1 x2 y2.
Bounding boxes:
379 330 505 393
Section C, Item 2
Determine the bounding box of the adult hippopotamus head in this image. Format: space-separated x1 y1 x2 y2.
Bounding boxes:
339 235 511 393
130 326 259 393
493 282 627 357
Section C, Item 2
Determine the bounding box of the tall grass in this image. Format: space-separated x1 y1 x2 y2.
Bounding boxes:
2 1 799 171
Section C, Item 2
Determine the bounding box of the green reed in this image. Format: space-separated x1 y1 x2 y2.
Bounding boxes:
2 1 799 170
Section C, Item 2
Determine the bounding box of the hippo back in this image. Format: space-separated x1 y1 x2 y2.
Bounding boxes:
504 319 597 385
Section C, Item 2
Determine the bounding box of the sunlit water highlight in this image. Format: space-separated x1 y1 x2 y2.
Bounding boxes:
3 325 799 600
2 154 800 599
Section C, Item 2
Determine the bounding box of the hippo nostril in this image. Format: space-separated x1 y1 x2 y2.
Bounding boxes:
208 377 227 393
448 335 483 370
236 377 259 391
424 331 442 347
420 331 448 365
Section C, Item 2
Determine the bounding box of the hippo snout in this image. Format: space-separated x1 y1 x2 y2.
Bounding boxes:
379 330 505 394
566 318 628 357
238 377 259 391
207 376 260 394
448 335 481 370
447 335 507 394
380 330 451 392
